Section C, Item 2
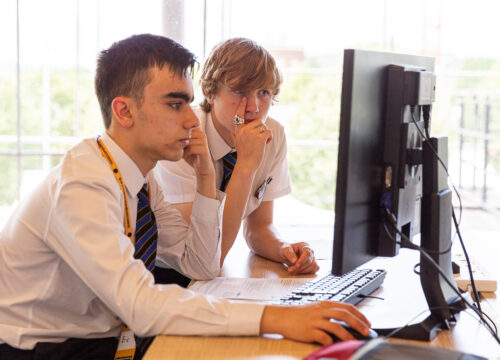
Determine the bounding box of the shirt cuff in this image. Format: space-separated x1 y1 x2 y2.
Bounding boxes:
226 302 266 335
191 191 225 225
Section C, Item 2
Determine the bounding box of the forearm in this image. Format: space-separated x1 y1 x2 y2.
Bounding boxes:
220 166 256 264
244 222 286 263
195 172 216 200
156 192 223 280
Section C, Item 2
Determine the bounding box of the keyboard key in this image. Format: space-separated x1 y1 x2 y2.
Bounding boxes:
280 269 387 306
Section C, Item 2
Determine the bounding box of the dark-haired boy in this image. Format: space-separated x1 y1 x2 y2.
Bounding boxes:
0 34 370 360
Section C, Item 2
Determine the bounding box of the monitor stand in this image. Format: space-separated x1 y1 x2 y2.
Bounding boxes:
375 136 467 341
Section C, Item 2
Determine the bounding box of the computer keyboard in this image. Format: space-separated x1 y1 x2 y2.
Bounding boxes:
279 268 387 306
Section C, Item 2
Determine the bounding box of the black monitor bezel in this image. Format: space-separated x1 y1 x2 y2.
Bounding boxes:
332 49 434 276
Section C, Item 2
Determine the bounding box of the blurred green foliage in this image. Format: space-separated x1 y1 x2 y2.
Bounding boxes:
1 57 499 209
0 68 100 205
279 70 341 210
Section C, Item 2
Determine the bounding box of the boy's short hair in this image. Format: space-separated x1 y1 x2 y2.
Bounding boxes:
95 34 197 129
200 38 282 113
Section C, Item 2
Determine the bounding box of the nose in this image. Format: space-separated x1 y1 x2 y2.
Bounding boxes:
245 92 259 114
184 105 200 129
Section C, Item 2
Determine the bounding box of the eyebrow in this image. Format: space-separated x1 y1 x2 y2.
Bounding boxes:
163 92 194 103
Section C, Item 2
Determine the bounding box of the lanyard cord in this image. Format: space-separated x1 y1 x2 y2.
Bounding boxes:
97 136 153 360
96 136 134 242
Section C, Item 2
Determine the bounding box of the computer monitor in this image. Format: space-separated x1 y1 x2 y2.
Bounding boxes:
333 49 434 275
333 49 465 340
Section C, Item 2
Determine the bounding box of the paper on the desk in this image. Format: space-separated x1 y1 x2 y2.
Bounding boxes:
188 277 312 301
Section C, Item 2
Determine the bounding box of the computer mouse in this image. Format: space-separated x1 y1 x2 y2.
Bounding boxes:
327 322 378 342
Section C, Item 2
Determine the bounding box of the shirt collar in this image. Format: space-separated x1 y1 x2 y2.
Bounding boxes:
203 110 234 161
99 132 146 198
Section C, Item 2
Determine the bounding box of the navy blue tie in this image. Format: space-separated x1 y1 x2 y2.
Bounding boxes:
220 152 237 192
135 184 157 272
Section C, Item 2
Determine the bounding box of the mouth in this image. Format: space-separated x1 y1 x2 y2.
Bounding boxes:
179 138 190 146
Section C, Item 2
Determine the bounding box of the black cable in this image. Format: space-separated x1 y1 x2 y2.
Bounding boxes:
383 209 479 313
451 209 483 307
383 203 452 256
382 213 499 342
409 110 481 310
358 294 384 301
413 263 420 275
382 305 497 340
410 110 463 225
382 218 498 339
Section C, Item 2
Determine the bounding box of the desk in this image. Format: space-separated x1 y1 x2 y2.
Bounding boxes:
145 231 500 359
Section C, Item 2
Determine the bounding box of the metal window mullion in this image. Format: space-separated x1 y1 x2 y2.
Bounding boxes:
75 0 81 139
203 0 207 59
16 0 22 201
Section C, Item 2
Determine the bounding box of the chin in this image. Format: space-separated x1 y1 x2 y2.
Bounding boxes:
162 150 184 162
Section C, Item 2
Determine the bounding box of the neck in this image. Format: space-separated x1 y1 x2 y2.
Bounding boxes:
105 130 153 177
210 109 234 147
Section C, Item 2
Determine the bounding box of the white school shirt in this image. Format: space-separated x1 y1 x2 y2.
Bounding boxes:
0 133 264 350
155 108 291 219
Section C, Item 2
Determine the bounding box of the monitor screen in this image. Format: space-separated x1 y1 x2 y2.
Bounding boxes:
332 49 434 276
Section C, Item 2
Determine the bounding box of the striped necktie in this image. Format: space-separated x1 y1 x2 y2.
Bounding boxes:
135 184 157 272
220 152 237 192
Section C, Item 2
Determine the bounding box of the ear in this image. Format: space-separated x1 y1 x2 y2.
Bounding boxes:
111 96 134 129
207 94 215 105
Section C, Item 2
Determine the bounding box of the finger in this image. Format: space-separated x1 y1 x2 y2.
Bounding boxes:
183 141 205 155
313 329 335 346
251 117 272 143
190 126 203 134
248 120 266 130
189 127 208 140
265 129 273 144
185 133 207 144
249 121 272 140
282 246 298 265
290 261 318 275
287 254 309 274
234 97 247 128
320 302 371 330
288 245 314 269
322 322 356 342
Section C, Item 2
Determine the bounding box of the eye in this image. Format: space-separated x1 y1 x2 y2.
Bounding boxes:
169 102 182 110
231 89 243 96
259 89 272 97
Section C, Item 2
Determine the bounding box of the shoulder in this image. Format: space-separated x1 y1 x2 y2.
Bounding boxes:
58 138 119 194
62 138 107 176
265 116 287 151
266 116 286 139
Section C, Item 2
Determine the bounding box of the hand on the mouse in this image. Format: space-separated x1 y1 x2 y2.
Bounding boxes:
259 301 371 346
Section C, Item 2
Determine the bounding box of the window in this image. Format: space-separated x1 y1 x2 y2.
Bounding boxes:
1 0 499 228
0 0 164 225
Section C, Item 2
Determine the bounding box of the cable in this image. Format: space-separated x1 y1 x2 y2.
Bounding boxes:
451 208 483 307
383 207 480 312
382 212 499 343
409 109 482 311
382 305 497 340
383 218 498 339
383 203 451 256
410 109 463 226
